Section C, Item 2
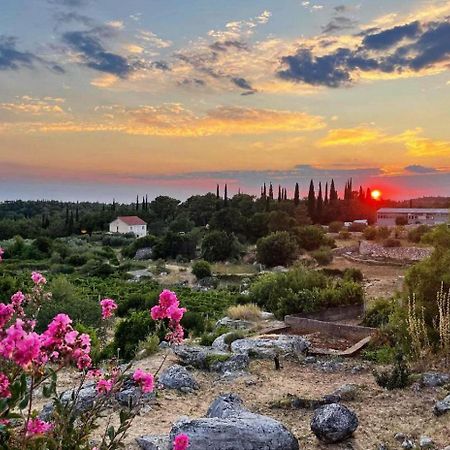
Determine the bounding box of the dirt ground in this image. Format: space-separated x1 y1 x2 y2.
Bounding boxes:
327 256 406 302
36 352 450 449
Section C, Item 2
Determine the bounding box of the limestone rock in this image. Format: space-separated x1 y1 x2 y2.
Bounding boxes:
159 364 198 392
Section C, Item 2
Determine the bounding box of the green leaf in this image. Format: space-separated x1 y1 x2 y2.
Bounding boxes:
107 425 115 441
18 393 30 410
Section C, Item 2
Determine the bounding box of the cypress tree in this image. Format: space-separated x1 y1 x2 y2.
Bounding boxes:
366 187 372 201
263 183 267 199
224 184 228 206
216 184 220 199
145 194 148 210
324 182 329 205
359 186 365 201
316 182 323 221
136 195 139 211
307 180 316 220
294 183 300 206
330 179 338 203
277 185 282 202
268 183 274 200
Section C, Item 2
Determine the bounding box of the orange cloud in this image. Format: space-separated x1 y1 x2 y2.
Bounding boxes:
317 126 384 147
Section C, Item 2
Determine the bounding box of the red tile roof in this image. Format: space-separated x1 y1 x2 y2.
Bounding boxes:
117 216 147 225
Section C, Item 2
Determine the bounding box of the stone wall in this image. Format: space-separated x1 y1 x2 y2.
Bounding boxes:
359 241 432 261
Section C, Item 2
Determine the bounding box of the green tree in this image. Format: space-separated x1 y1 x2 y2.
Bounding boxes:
192 260 212 279
256 231 298 267
201 230 240 262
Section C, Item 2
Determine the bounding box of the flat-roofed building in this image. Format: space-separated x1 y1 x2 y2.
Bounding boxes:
376 208 449 226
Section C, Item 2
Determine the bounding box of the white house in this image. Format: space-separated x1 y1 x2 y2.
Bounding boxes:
109 216 147 238
377 208 449 226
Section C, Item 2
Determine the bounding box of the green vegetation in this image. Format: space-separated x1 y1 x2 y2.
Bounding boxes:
192 260 212 279
256 231 298 267
249 265 364 319
310 246 333 265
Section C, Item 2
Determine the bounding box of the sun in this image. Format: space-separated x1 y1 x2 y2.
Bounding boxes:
371 189 382 200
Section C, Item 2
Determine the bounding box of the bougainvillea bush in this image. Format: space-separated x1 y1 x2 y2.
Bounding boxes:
0 247 189 450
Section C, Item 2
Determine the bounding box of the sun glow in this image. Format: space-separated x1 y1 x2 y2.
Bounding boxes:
371 189 382 200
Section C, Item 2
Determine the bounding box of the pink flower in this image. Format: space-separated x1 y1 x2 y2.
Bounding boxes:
132 368 154 393
87 369 103 379
150 305 164 320
159 290 179 309
0 303 14 329
100 298 117 319
26 418 53 436
31 272 46 285
173 433 189 450
11 291 25 307
0 247 4 262
0 373 11 398
167 305 186 322
96 378 113 394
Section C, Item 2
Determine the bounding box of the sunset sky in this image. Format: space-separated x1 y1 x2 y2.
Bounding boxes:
1 0 449 201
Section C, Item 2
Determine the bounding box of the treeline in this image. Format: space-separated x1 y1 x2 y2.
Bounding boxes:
0 179 379 242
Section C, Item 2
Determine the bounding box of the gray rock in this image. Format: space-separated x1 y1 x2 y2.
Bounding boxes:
402 440 414 449
216 317 253 330
115 379 155 407
169 393 299 450
421 372 450 387
433 394 450 416
261 312 275 320
330 384 359 402
159 365 198 391
40 382 97 420
395 433 406 442
231 335 309 359
310 403 358 443
134 247 153 260
211 354 249 374
419 436 434 448
316 360 345 373
212 332 235 352
304 356 317 364
172 345 228 370
136 435 169 450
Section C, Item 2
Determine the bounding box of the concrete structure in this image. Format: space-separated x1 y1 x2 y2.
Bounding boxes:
109 216 147 238
377 208 449 226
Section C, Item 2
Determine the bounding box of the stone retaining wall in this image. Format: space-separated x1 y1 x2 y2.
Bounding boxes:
359 241 432 261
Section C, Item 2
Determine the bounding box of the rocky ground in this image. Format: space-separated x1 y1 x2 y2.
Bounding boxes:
34 348 450 450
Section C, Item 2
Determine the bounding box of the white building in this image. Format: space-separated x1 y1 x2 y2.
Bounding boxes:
109 216 147 238
377 208 449 226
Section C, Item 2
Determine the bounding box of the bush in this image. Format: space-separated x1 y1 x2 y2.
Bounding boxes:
348 222 366 232
227 303 261 321
338 230 351 240
36 277 102 332
373 350 411 389
256 231 298 267
377 226 391 239
343 268 363 282
116 291 159 317
192 260 212 280
363 298 395 328
80 259 115 277
292 226 325 251
122 235 158 258
199 326 230 346
383 238 401 248
362 345 396 364
310 246 333 265
113 311 157 360
363 226 377 240
328 221 344 233
407 225 429 243
201 230 241 262
136 334 160 358
181 311 207 337
75 323 101 363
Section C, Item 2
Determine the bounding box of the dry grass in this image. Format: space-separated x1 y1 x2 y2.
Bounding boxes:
227 303 262 322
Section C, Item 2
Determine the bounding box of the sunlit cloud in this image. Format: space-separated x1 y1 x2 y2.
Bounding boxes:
317 126 385 146
0 96 66 115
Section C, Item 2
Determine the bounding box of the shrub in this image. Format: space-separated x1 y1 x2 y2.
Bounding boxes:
66 253 88 266
373 350 411 389
407 225 429 243
310 246 333 266
117 291 159 317
192 260 212 280
113 311 157 360
362 345 396 364
223 331 246 346
383 238 401 248
80 259 115 277
338 230 351 240
363 226 377 240
328 221 344 233
201 230 241 262
363 298 395 328
136 334 160 358
292 225 325 251
122 235 158 258
348 222 366 232
181 311 207 337
227 303 261 321
377 226 391 239
256 231 298 267
343 268 363 282
199 326 230 346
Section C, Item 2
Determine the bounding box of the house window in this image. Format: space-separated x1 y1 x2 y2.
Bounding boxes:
142 226 144 230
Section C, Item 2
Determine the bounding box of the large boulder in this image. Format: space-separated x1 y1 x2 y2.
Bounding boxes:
159 365 198 392
212 332 236 352
172 345 249 374
216 317 253 330
134 247 153 260
168 393 299 450
310 403 359 443
231 335 309 359
433 394 450 416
